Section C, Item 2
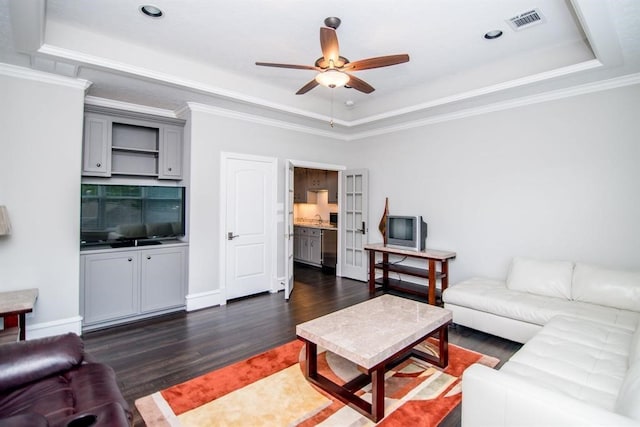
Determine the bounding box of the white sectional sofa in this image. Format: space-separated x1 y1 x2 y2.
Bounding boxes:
442 257 640 426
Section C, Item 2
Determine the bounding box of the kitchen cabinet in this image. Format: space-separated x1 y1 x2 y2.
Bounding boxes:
306 169 327 190
294 167 336 204
82 107 184 180
293 226 322 267
81 244 187 330
327 170 338 204
293 168 307 203
309 232 322 265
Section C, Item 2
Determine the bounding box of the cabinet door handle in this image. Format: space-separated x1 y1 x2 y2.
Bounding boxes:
168 167 172 171
127 258 132 262
147 256 151 260
96 162 101 168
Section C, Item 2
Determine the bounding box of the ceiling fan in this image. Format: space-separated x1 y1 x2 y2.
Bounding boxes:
256 17 410 95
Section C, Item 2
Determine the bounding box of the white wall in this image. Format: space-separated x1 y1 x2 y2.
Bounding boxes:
186 107 348 308
0 71 85 337
342 84 640 283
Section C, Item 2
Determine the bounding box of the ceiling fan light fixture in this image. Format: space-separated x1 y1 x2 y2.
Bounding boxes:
315 69 350 88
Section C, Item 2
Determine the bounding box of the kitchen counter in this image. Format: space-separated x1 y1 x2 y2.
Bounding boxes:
294 223 337 230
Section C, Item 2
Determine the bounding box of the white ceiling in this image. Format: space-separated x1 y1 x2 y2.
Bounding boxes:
1 0 639 138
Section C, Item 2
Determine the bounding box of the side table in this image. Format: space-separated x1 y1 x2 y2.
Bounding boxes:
0 288 38 342
364 244 456 305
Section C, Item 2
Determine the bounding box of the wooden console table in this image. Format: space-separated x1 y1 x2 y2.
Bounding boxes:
364 244 456 305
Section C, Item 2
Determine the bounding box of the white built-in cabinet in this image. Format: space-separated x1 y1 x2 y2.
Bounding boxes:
293 226 322 267
81 244 188 330
82 107 184 180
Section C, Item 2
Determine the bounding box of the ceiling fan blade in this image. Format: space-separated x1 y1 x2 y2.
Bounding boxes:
296 79 320 95
345 73 375 94
320 27 340 65
342 54 410 71
255 62 319 71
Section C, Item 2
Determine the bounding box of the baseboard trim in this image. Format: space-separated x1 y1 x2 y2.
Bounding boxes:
185 290 222 311
27 316 83 340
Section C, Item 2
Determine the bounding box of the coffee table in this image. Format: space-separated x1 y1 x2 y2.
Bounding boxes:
296 294 452 422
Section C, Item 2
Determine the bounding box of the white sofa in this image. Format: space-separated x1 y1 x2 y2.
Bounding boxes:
442 257 640 426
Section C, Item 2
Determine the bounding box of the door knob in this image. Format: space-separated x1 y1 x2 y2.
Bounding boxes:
227 232 239 240
357 221 366 234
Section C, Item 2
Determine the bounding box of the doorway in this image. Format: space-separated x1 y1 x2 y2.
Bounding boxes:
284 161 369 299
285 160 344 300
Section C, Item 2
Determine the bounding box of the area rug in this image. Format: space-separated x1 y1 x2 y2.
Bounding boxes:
136 338 498 426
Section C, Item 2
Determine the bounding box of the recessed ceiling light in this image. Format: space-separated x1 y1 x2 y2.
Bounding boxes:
140 5 163 18
484 30 503 40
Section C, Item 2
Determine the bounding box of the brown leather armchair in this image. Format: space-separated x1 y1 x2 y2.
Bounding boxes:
0 333 131 427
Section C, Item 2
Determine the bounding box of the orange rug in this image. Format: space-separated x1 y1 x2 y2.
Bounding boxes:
136 339 498 426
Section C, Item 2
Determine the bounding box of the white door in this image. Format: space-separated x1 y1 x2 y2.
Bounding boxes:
340 169 369 281
224 154 276 300
284 161 295 299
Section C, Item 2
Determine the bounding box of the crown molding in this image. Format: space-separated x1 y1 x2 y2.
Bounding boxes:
37 44 347 127
347 72 640 141
36 44 606 130
84 95 178 119
85 72 640 143
184 102 347 141
0 62 91 90
349 59 603 127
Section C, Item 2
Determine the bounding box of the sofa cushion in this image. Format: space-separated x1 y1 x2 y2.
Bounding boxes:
501 316 634 410
572 263 640 312
615 362 640 421
0 333 84 393
506 257 574 299
443 277 640 331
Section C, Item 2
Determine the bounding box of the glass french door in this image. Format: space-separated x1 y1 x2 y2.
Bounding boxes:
340 169 368 281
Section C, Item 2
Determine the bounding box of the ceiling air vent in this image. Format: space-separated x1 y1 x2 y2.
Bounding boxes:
507 9 545 31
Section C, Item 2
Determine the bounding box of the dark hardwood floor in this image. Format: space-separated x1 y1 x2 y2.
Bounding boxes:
82 264 522 426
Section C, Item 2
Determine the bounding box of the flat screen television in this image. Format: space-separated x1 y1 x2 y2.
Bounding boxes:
385 215 427 251
81 184 186 248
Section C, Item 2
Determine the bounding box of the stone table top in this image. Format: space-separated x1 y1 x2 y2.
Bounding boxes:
296 294 452 369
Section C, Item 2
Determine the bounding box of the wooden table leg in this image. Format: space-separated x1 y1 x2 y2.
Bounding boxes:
304 340 318 379
371 366 385 422
382 253 389 290
428 259 436 305
18 313 26 341
441 259 449 295
438 323 449 368
368 250 376 294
